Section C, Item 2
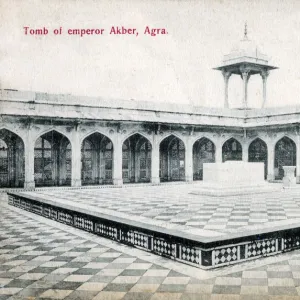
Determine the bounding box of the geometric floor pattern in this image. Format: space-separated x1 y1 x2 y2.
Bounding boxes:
23 183 300 233
2 193 300 299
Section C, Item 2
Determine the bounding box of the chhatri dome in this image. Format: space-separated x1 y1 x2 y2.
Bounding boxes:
223 23 269 67
214 23 278 109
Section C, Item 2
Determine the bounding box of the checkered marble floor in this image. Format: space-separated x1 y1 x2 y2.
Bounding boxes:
3 193 300 299
21 183 300 234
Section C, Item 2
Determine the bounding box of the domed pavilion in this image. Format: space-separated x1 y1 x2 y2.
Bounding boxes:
214 24 278 109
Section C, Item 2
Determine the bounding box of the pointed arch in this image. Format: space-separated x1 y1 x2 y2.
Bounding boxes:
81 132 113 185
192 135 218 147
80 129 113 145
0 128 25 188
274 136 296 180
248 138 268 179
33 128 71 145
222 137 242 162
121 132 152 147
159 134 185 182
34 130 72 187
158 133 186 149
193 137 216 180
122 133 152 183
274 134 297 147
0 127 24 140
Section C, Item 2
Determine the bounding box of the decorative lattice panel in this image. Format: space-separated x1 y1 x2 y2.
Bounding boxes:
181 245 201 265
66 146 72 182
140 170 146 179
58 211 73 225
121 230 150 250
43 206 51 218
13 197 20 207
153 237 175 257
8 195 13 205
21 200 29 210
25 201 32 211
95 222 117 239
214 246 238 265
50 209 58 220
247 239 277 258
284 236 300 251
0 175 8 187
105 170 112 180
32 203 43 215
20 199 26 209
74 215 93 231
0 157 8 171
140 159 146 169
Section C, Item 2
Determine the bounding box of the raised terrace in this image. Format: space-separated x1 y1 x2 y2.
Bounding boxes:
7 183 300 269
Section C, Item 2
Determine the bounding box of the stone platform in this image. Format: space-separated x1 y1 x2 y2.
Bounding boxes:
7 183 300 269
198 161 267 196
189 183 275 197
203 161 265 185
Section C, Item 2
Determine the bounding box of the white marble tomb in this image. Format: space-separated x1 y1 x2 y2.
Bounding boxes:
203 161 265 187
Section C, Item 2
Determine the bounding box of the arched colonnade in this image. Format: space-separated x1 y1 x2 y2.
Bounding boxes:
0 128 298 188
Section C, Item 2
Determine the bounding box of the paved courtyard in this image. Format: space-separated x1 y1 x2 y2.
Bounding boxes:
3 188 300 299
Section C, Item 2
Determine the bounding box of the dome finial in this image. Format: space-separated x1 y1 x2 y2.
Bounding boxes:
244 22 248 40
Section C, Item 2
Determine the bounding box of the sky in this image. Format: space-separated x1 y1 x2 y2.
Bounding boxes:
1 0 300 108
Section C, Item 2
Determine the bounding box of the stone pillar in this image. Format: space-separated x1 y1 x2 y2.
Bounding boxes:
267 143 275 181
134 150 139 183
151 135 160 184
242 142 248 162
15 144 22 187
24 143 35 189
24 128 35 189
296 135 300 184
215 142 223 163
241 69 250 109
222 71 231 108
113 134 123 185
185 139 193 182
261 70 269 108
71 128 81 187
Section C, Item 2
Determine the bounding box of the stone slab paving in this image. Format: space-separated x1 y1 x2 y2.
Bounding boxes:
20 183 300 236
2 193 300 299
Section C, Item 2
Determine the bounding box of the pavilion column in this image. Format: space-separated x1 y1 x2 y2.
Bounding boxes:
185 139 193 182
267 142 275 181
241 69 250 109
222 71 231 108
261 70 269 108
151 135 160 184
113 134 123 185
71 128 81 187
24 129 35 189
296 135 300 184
